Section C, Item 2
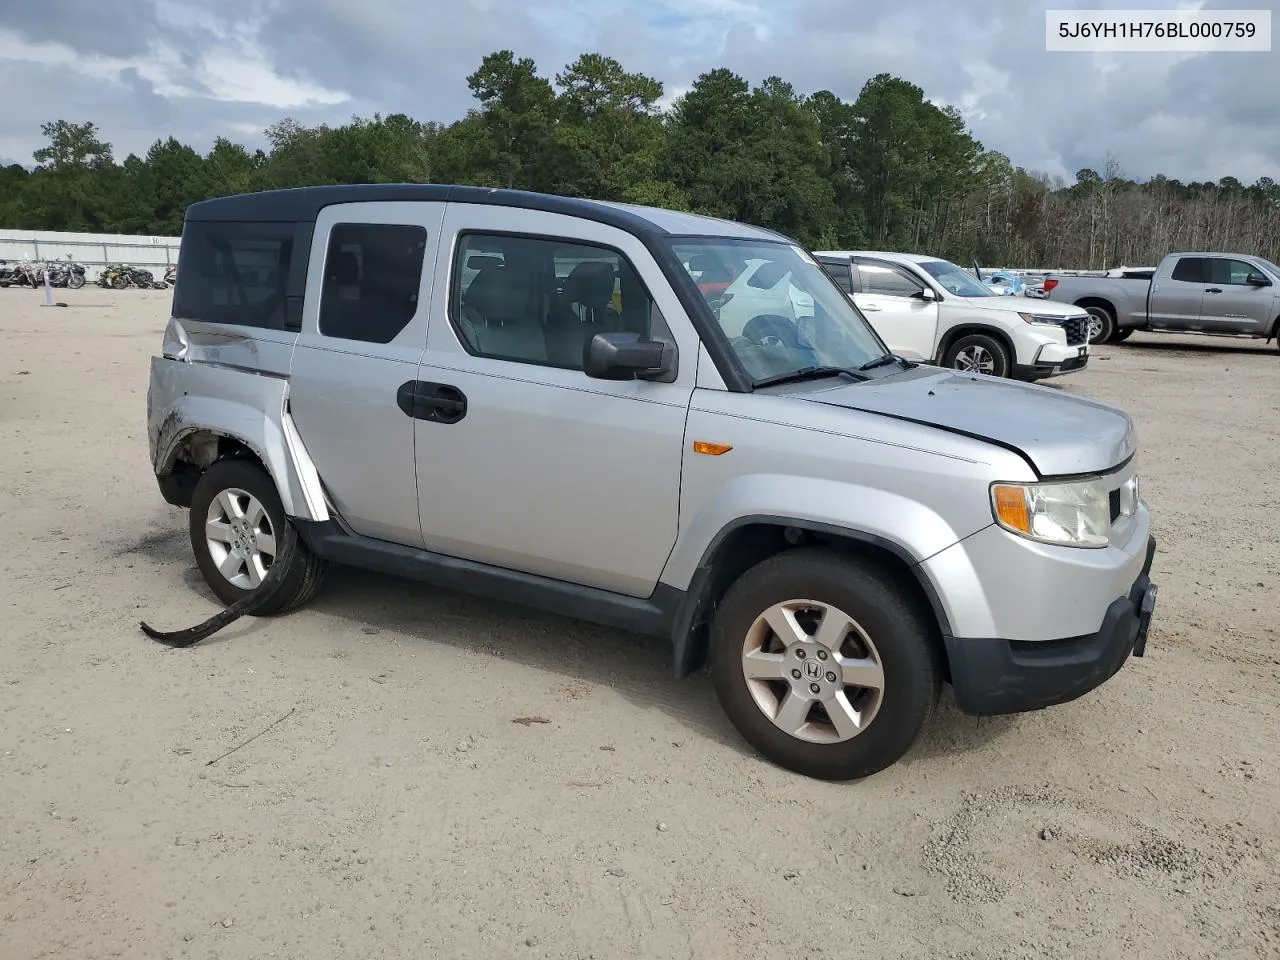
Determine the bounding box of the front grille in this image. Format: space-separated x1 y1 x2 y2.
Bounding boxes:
1061 316 1089 346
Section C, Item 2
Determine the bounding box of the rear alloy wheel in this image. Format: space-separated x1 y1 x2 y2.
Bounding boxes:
1084 305 1116 344
709 548 941 781
944 333 1011 378
188 459 324 615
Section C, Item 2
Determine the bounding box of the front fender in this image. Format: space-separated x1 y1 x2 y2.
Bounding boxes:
660 472 981 591
148 356 328 522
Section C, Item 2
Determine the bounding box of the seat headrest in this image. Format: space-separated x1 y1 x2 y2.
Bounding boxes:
563 261 616 308
463 265 528 322
326 251 361 286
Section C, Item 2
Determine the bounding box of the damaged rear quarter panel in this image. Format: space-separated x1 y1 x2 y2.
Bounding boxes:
147 356 328 521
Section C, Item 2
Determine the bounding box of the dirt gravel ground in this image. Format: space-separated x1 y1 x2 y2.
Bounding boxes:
2 287 1278 960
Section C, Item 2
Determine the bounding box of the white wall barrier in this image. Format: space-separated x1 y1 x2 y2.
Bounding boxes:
0 229 181 282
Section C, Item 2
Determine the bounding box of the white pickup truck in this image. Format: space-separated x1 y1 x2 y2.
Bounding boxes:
813 251 1091 381
1042 251 1280 348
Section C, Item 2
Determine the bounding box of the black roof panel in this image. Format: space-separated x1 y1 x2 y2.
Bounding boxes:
182 183 794 243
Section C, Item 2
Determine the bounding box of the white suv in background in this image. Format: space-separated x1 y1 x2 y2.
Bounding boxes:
814 251 1092 381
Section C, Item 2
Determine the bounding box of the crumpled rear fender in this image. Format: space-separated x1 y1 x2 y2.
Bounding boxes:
148 356 328 522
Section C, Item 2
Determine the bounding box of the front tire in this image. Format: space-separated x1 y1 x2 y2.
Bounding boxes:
709 548 942 781
1111 328 1133 342
943 332 1011 378
188 459 324 615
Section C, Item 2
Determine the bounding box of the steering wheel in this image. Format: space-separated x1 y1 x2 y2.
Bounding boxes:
742 313 807 349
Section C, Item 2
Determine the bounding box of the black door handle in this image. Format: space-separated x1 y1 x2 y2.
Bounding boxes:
397 381 468 424
1205 287 1223 294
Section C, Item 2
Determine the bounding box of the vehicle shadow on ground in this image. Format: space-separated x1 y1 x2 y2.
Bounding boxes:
153 556 1021 767
1112 338 1274 357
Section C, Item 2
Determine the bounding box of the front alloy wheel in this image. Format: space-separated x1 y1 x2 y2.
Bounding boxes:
741 600 885 744
953 343 996 374
709 548 941 781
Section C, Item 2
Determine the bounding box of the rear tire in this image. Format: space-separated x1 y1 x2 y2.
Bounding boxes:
1084 305 1116 344
1111 328 1133 342
188 459 324 615
943 332 1011 378
709 547 941 781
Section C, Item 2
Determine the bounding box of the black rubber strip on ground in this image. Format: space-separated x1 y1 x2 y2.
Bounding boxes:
140 556 287 647
139 595 260 647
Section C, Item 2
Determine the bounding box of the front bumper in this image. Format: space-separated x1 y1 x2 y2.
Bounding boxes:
1015 341 1089 380
944 535 1157 716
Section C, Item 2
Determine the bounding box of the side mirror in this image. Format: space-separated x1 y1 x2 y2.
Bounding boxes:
583 331 673 381
1246 272 1271 286
914 287 937 302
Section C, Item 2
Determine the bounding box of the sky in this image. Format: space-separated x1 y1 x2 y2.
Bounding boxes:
0 0 1275 185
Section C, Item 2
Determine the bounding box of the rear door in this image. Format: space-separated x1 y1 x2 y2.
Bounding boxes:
849 256 939 359
1148 256 1205 328
287 201 445 548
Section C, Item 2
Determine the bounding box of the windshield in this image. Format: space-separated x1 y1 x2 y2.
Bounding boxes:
916 259 997 298
668 239 888 383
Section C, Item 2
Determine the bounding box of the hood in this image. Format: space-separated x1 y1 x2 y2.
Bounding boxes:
783 366 1135 477
953 296 1086 318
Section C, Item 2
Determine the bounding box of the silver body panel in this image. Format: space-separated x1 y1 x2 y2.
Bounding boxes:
147 193 1154 657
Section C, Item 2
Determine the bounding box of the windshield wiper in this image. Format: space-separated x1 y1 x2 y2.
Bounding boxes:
857 353 917 372
752 365 869 389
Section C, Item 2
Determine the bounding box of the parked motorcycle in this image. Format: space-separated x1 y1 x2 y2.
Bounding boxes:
46 257 87 289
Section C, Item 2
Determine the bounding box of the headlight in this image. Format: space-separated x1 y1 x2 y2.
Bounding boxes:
990 477 1110 548
1016 311 1063 327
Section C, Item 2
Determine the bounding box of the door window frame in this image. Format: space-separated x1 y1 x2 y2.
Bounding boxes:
444 227 678 379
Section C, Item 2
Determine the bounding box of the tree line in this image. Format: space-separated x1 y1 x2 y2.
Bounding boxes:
3 50 1279 269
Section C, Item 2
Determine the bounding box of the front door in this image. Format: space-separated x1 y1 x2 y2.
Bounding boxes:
849 257 939 360
287 201 446 548
411 204 697 598
1199 257 1276 333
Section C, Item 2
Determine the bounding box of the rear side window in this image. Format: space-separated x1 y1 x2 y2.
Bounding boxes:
1170 257 1205 283
318 223 428 344
173 221 297 328
818 257 854 293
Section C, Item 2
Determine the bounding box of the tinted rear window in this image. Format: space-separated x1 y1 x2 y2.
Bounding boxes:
1170 257 1205 283
173 221 300 328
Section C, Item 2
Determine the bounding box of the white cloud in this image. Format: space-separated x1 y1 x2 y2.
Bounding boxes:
0 0 1275 183
0 27 346 109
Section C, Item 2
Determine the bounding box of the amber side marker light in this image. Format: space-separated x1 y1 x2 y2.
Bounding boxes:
991 484 1031 534
692 440 733 456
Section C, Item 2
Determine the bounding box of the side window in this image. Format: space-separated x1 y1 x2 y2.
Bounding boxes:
451 233 657 371
318 223 427 344
817 257 854 294
172 220 298 329
853 259 923 297
1208 258 1259 286
1170 257 1205 283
